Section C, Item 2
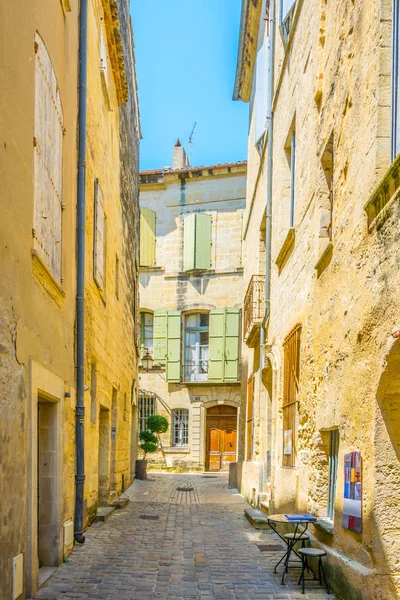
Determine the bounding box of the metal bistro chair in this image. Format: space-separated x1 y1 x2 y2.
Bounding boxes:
280 531 310 578
298 547 330 595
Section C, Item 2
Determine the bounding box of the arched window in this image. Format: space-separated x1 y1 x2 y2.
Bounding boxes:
183 312 209 382
172 409 189 446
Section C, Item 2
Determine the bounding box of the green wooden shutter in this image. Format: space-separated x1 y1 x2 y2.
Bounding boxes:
166 310 181 382
224 308 240 382
194 213 211 270
208 308 225 382
140 207 156 267
153 308 168 366
183 213 195 271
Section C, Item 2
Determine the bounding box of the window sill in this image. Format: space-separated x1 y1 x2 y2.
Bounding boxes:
313 518 334 536
139 265 165 273
164 267 243 279
32 250 65 307
163 446 190 454
275 228 295 273
315 242 333 278
364 153 400 230
182 380 241 387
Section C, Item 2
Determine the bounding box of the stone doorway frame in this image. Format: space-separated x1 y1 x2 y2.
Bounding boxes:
27 360 64 597
199 399 240 470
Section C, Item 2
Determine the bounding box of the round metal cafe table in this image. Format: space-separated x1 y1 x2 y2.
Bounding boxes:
267 514 318 585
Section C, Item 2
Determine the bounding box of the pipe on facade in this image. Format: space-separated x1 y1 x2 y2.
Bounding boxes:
74 0 89 545
260 0 276 358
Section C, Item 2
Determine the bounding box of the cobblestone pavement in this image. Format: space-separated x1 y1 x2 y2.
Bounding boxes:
34 473 335 600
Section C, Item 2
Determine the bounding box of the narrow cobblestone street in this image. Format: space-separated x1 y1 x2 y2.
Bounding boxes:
34 473 334 600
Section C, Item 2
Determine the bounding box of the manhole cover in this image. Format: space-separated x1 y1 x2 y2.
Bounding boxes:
139 515 159 520
256 544 285 552
177 486 194 492
201 475 217 478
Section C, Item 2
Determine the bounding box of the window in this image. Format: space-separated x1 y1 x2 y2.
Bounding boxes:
327 429 339 520
184 313 209 382
285 128 296 229
280 0 296 42
140 207 156 267
33 33 64 283
282 325 301 467
140 312 154 357
138 395 156 432
320 133 334 242
94 179 106 290
246 375 254 461
183 213 212 271
392 0 400 160
172 409 189 446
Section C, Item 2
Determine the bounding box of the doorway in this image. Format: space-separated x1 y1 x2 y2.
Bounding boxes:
206 405 237 471
98 407 110 504
37 398 58 569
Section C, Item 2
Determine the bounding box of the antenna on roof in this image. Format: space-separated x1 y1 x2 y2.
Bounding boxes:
188 122 197 165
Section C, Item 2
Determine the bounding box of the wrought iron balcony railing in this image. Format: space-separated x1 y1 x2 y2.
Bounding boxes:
243 274 265 345
182 362 209 383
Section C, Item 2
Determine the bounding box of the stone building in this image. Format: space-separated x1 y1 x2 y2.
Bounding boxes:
234 0 400 598
138 145 246 472
0 0 140 598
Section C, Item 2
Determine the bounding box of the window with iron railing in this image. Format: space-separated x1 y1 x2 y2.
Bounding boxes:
172 409 189 446
139 395 156 432
243 275 265 342
282 325 301 467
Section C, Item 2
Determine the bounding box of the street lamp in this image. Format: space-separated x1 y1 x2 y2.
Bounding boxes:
142 349 154 372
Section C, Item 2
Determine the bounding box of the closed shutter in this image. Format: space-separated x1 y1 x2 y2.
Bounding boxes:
208 309 225 382
94 180 106 290
166 311 181 382
224 308 240 382
140 207 156 267
195 213 212 270
183 213 196 271
153 308 168 366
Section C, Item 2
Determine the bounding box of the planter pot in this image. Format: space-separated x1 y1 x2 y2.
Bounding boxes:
135 459 148 480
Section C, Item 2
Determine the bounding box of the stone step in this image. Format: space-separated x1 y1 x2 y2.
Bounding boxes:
95 506 116 522
109 496 129 509
244 507 270 530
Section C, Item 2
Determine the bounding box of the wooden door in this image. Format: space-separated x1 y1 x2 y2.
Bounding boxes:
206 406 237 471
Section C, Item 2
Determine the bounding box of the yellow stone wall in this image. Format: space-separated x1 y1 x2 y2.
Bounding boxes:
238 0 400 597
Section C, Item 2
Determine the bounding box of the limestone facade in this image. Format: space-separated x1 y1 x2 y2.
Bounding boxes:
0 1 140 597
138 159 246 471
235 0 400 598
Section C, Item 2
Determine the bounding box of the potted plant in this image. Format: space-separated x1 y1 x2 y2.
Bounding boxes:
136 415 169 480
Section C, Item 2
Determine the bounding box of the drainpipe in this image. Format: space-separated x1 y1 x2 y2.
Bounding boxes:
259 0 276 491
74 0 89 545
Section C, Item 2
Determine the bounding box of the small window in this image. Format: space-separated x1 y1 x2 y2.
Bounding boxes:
172 409 189 446
282 325 301 467
284 126 296 229
320 133 334 241
138 395 156 432
140 312 154 357
327 429 339 520
280 0 296 42
183 313 209 382
246 375 254 461
94 179 106 291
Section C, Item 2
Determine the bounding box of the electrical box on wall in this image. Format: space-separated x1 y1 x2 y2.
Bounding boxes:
13 553 23 599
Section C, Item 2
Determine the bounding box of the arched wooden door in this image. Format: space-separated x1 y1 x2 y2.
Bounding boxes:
206 405 237 471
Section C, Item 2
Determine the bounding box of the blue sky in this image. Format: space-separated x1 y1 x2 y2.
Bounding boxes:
130 0 248 171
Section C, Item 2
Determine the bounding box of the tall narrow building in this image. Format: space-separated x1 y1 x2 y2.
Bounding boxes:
138 147 246 472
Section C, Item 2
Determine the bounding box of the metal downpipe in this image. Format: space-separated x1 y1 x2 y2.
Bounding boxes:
74 0 89 545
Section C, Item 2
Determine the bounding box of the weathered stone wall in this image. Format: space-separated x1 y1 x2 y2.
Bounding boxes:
238 0 400 597
139 166 246 469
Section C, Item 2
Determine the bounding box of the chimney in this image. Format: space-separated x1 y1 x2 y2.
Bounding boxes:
173 139 189 170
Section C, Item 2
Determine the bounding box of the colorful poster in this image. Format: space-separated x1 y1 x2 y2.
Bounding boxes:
284 429 292 455
342 451 362 532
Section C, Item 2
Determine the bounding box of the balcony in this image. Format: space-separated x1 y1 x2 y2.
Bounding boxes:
243 274 265 347
182 362 209 383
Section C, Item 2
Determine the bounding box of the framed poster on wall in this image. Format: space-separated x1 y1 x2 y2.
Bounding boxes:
342 451 362 532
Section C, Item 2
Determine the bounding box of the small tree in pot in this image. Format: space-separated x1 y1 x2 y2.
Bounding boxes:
136 415 169 480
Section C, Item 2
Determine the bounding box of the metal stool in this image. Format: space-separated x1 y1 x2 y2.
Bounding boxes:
298 547 330 595
278 532 309 583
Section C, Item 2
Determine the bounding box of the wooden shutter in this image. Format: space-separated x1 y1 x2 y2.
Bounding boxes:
166 311 181 382
224 308 240 382
94 179 106 290
194 213 212 270
33 33 63 282
140 207 156 267
183 213 196 271
208 308 225 382
153 308 168 366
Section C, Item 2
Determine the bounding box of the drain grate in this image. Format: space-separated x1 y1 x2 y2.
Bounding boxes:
176 486 194 492
201 475 217 478
139 515 159 520
256 543 285 552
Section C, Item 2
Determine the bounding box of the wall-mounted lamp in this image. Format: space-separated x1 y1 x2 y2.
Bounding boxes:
142 349 154 372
